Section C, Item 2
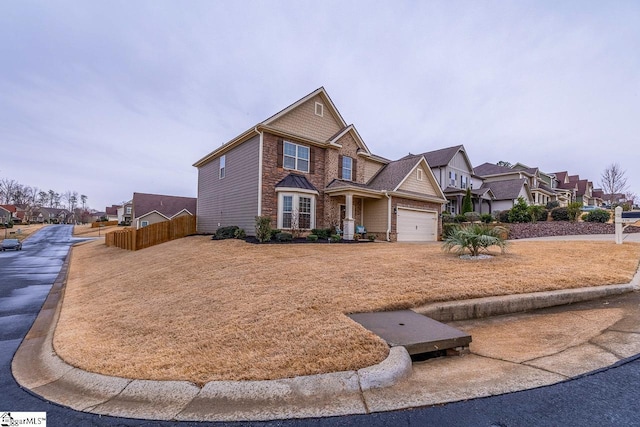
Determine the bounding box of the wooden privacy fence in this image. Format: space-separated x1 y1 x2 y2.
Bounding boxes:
105 215 197 251
92 220 118 228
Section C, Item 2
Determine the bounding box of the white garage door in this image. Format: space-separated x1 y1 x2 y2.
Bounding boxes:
397 208 437 242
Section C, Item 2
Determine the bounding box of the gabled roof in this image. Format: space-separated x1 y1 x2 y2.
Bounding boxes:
0 205 17 213
553 171 569 183
480 178 529 201
367 156 425 191
105 206 119 216
262 87 347 129
275 173 318 192
327 124 372 157
473 162 519 177
421 145 471 169
367 156 446 201
194 87 348 168
132 192 197 219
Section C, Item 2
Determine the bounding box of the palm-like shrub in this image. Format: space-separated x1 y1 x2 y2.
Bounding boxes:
442 224 508 257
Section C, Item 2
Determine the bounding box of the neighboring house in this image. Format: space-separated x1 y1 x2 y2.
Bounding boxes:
32 207 72 223
0 205 11 225
0 205 18 223
509 163 557 207
408 145 494 215
105 205 120 222
131 192 197 229
117 200 133 224
567 175 593 206
550 171 577 206
473 163 534 212
193 87 447 241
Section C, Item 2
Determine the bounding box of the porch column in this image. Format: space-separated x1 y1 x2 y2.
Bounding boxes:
344 193 355 240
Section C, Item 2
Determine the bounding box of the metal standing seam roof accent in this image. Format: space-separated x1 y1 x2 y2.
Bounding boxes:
275 173 319 192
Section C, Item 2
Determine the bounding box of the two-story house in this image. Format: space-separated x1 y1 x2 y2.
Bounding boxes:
473 163 535 212
194 87 446 241
408 145 494 214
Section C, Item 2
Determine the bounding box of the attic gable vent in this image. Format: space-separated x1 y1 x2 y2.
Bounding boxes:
315 102 324 117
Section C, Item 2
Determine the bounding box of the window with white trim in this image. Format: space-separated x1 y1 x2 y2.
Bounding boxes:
461 175 468 189
125 206 132 214
141 220 149 227
315 102 324 117
283 141 309 173
449 171 457 187
417 168 423 181
342 156 353 181
278 193 315 230
219 155 226 179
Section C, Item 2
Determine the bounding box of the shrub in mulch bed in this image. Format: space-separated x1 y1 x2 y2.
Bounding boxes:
506 221 640 240
244 236 374 244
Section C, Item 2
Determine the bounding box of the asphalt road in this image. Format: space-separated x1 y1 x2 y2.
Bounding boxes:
1 225 639 426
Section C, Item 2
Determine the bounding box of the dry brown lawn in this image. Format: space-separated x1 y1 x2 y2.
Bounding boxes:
73 224 122 237
0 223 48 242
54 237 640 385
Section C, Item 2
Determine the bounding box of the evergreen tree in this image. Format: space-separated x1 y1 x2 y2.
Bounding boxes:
462 188 473 214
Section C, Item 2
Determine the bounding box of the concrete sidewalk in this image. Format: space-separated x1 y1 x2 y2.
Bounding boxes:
11 235 640 422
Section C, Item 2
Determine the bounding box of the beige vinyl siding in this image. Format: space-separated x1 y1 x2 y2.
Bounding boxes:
136 212 167 227
364 159 384 183
397 165 438 196
269 95 342 142
197 135 260 234
362 198 388 235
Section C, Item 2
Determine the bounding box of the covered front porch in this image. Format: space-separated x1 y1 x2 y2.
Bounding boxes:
324 183 388 241
443 187 495 215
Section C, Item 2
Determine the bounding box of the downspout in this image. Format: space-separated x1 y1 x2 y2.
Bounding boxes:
256 127 263 217
384 191 391 241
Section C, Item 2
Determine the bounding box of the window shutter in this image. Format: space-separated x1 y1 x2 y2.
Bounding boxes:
352 158 358 181
338 155 343 179
277 139 283 168
309 147 315 174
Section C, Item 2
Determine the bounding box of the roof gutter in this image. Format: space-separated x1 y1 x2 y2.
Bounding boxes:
384 191 391 242
256 126 263 217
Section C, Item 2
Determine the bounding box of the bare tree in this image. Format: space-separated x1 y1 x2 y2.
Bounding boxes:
497 160 513 168
599 163 629 204
81 194 88 211
0 178 19 204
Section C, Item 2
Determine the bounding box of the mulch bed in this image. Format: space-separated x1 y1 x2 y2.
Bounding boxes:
507 222 640 240
243 236 375 244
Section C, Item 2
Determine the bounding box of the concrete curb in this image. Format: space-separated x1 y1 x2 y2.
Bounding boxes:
415 263 640 322
11 242 640 421
11 246 413 421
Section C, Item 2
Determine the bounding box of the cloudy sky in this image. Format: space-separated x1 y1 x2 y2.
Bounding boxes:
2 1 639 211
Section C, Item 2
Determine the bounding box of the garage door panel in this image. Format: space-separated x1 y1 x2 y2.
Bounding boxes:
397 209 437 242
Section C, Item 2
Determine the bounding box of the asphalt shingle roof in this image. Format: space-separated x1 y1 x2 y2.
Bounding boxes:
367 156 423 191
480 178 527 200
132 192 197 219
473 162 515 177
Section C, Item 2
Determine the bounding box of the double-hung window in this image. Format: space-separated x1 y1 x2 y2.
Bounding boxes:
461 175 468 189
279 193 315 230
283 141 309 173
449 171 457 187
342 156 353 180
